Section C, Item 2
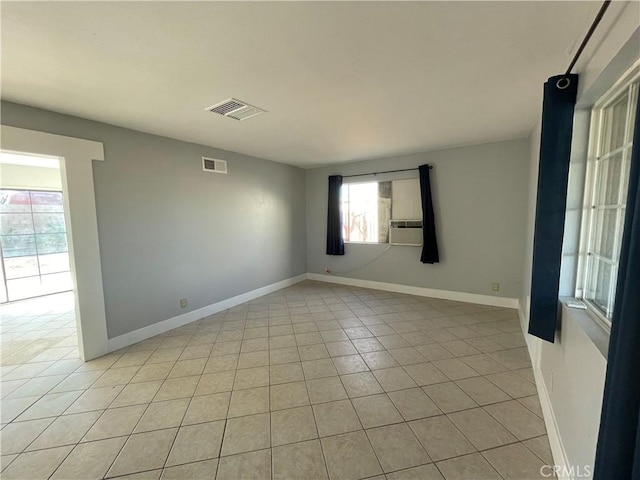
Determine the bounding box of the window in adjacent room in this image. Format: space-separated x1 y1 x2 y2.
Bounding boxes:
579 67 638 325
0 189 72 302
341 181 392 243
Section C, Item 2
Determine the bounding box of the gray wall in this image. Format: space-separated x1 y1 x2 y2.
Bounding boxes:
540 306 607 472
306 139 530 299
1 101 307 339
519 123 540 319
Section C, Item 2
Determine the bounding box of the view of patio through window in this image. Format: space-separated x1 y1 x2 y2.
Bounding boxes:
0 189 72 302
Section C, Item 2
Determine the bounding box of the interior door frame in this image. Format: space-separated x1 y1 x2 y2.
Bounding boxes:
1 125 108 361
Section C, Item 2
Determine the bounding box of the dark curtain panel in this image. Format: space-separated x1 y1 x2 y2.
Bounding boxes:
528 74 579 343
419 164 439 264
594 93 640 479
326 175 344 256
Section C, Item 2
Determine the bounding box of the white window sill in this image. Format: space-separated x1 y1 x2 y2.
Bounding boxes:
344 241 389 245
560 297 610 360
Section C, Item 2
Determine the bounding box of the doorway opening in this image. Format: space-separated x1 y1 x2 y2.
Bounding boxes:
1 125 108 361
0 151 79 364
0 154 74 303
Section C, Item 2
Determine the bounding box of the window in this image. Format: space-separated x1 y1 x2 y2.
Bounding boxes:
580 69 638 323
0 189 72 302
341 182 392 243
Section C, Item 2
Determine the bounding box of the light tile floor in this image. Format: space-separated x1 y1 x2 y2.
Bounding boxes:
1 291 78 368
0 281 553 479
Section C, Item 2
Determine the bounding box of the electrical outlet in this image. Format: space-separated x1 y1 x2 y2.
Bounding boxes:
180 298 188 309
492 282 500 292
325 267 331 273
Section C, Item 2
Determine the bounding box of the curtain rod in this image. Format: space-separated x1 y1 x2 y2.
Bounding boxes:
565 0 612 76
342 166 431 179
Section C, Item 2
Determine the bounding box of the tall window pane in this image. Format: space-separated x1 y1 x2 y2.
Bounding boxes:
582 76 638 322
342 182 380 243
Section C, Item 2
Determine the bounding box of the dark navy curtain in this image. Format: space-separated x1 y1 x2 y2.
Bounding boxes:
419 164 439 264
528 74 579 343
594 93 640 479
326 175 344 256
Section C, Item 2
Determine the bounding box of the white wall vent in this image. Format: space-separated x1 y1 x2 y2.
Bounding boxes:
202 157 227 174
205 98 266 121
389 220 423 246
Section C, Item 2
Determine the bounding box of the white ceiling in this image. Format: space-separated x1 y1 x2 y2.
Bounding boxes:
1 1 604 167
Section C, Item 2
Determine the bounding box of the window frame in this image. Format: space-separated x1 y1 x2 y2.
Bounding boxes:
576 63 639 330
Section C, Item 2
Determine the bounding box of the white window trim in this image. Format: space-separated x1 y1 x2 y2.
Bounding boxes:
344 241 389 245
576 62 639 331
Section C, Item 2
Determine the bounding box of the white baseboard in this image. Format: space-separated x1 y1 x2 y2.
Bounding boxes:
517 303 571 479
307 273 519 308
107 272 517 353
533 364 572 479
107 274 307 352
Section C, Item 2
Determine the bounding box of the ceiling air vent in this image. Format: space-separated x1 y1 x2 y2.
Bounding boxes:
206 98 266 121
202 157 227 174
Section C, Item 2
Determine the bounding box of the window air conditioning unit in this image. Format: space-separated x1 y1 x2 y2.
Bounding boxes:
389 220 423 246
